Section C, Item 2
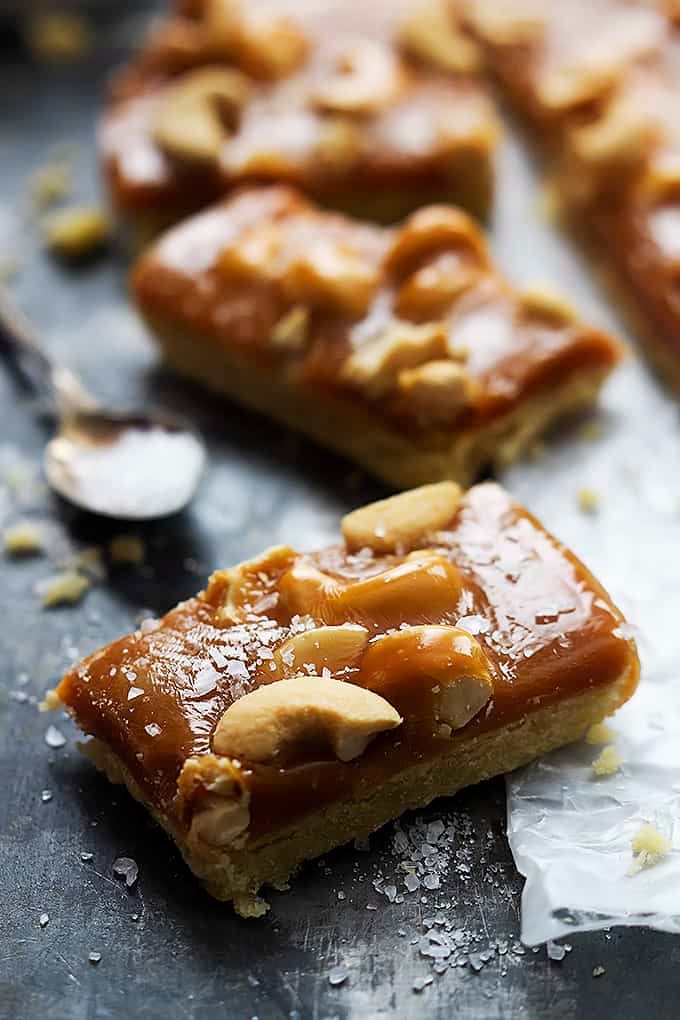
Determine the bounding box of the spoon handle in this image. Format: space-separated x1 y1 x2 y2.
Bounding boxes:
0 286 97 413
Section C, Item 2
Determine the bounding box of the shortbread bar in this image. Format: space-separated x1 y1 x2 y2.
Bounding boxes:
101 0 497 243
131 185 621 489
461 0 680 389
52 482 640 916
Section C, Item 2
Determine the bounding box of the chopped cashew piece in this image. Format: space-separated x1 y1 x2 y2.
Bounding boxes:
269 305 310 351
341 320 449 398
342 481 461 554
466 0 546 45
109 535 145 565
44 207 110 259
181 755 251 848
215 544 296 622
273 625 369 677
153 67 251 164
311 41 403 115
206 0 309 79
399 0 480 73
3 521 43 556
570 98 653 185
585 721 615 745
361 626 493 729
213 674 401 764
520 285 575 325
397 360 473 425
592 745 622 776
628 824 672 875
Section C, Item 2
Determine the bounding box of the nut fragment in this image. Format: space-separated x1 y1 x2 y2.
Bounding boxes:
342 482 462 554
397 360 473 425
465 0 546 45
44 207 110 259
273 625 368 677
206 0 309 79
152 66 251 164
341 320 449 399
519 285 575 325
211 545 296 622
213 674 401 764
269 305 310 351
385 206 489 281
568 96 654 190
181 755 250 848
360 625 493 729
395 251 479 320
399 0 481 73
311 41 403 116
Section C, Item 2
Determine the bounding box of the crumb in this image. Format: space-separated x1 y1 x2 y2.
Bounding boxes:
38 571 90 608
627 824 672 875
592 966 605 978
40 689 62 712
3 521 43 556
585 721 616 745
109 535 145 566
24 13 92 61
592 745 623 776
577 487 599 514
578 420 603 442
30 162 71 211
44 207 111 259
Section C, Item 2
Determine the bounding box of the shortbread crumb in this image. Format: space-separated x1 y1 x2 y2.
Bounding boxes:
109 535 145 565
577 487 599 513
585 721 615 745
627 824 672 875
3 521 43 556
592 745 622 776
39 571 90 608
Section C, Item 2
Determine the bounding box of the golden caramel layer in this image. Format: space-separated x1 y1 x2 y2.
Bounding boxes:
131 186 621 438
101 0 497 228
57 483 639 846
462 0 680 382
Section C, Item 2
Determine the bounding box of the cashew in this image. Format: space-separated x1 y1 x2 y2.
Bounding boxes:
281 239 380 318
519 285 576 325
466 0 546 45
399 0 481 73
279 552 463 628
341 320 449 399
360 625 493 729
395 252 479 320
206 0 309 79
209 545 296 622
152 66 251 164
212 674 401 764
180 754 251 848
269 305 310 351
385 206 489 281
342 482 462 554
273 625 369 677
569 98 653 181
397 360 473 425
311 41 403 116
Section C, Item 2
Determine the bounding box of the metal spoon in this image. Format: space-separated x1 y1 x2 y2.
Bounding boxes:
0 287 206 519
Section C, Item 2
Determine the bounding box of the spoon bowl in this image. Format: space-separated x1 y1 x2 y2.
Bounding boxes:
45 409 206 519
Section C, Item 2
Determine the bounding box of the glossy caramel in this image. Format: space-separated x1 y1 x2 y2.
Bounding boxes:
131 186 621 435
101 0 496 226
57 483 638 842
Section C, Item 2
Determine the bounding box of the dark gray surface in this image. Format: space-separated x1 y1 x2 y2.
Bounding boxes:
2 7 680 1018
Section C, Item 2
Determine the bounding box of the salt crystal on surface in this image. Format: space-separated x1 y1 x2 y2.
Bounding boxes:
80 852 93 862
456 614 490 635
113 857 139 888
140 617 160 635
39 913 49 928
88 952 102 965
144 723 161 737
412 976 433 992
127 687 144 701
41 790 53 803
328 964 349 987
45 725 66 748
547 941 566 962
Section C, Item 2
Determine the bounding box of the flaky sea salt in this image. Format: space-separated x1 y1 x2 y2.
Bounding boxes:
45 725 66 748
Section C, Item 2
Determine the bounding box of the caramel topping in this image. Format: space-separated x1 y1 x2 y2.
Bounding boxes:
56 483 638 842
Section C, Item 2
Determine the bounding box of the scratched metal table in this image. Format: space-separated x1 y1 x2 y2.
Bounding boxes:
2 6 680 1018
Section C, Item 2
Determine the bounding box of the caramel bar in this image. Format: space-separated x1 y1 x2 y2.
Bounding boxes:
101 0 497 243
461 0 680 390
52 482 639 916
131 185 621 489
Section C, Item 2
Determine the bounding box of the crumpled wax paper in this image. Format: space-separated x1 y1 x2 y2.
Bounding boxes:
502 361 680 945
